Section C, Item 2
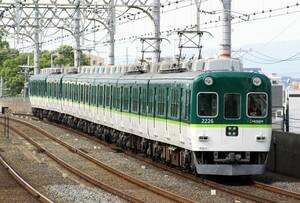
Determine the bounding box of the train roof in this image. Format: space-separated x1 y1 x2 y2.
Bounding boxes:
30 69 270 85
29 73 49 81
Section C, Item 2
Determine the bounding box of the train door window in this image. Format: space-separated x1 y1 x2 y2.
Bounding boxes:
123 87 129 112
83 84 85 103
247 93 268 118
92 85 95 105
46 82 49 97
141 88 147 115
79 84 82 102
66 83 69 100
52 83 55 98
105 85 111 107
64 83 66 99
65 83 67 100
99 85 104 107
56 83 58 99
183 90 191 121
131 87 139 113
52 83 54 98
117 87 121 109
157 88 165 117
62 83 65 99
170 88 179 119
224 93 241 119
116 87 121 110
197 92 218 117
112 86 117 109
79 84 82 103
86 85 89 104
147 88 153 115
69 83 71 100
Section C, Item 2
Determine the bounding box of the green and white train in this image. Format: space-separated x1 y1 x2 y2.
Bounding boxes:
29 59 272 176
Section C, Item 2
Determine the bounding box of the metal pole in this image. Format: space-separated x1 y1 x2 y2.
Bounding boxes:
152 0 161 63
194 0 202 31
219 0 231 58
34 1 40 75
74 0 81 68
286 97 289 132
108 0 115 66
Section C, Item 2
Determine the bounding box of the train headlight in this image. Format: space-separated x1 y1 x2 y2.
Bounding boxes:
204 77 213 86
252 77 262 86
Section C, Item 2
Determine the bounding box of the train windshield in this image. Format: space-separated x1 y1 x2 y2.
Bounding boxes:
197 92 218 117
247 93 268 118
224 93 240 119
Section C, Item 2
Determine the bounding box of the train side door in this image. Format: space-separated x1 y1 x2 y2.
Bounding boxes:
147 86 155 139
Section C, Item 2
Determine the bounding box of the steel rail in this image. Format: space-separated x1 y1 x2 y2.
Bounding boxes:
8 117 196 203
0 154 54 203
0 122 143 203
253 181 300 201
41 119 300 203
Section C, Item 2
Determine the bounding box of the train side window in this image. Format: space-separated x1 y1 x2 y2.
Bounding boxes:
224 93 241 119
247 93 268 118
197 92 218 117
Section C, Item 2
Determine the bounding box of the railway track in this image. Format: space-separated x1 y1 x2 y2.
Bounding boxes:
28 117 300 203
4 117 196 203
0 153 53 203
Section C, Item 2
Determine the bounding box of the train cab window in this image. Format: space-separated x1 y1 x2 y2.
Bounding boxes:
197 92 218 117
247 93 268 118
224 93 240 119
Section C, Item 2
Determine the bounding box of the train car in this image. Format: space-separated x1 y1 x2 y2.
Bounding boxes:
29 59 272 176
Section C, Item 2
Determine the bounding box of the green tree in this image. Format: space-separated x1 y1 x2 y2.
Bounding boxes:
0 58 24 96
52 45 89 67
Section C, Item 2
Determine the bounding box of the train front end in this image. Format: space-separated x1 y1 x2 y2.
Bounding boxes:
190 71 272 176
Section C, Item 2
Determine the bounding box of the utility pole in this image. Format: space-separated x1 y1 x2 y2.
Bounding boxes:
34 1 40 75
108 0 115 66
74 0 81 69
219 0 232 58
152 0 161 63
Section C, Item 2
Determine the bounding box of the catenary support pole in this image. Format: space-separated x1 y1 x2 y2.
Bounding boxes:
219 0 231 58
152 0 161 63
74 0 81 69
34 1 40 75
108 0 115 66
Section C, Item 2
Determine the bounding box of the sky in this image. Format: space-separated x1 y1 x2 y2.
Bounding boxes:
3 0 300 76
